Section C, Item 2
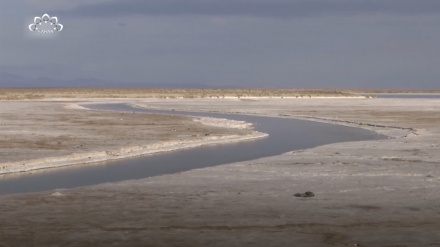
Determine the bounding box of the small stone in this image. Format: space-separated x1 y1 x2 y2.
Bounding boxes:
304 191 315 197
294 191 315 198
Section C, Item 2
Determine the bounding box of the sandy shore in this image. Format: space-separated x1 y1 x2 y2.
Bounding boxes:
1 97 440 246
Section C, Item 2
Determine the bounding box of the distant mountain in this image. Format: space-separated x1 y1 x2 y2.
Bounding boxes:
0 72 114 87
0 72 240 88
0 72 27 86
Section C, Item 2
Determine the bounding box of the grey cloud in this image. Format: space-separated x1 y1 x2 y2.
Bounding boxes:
2 0 440 89
54 0 440 19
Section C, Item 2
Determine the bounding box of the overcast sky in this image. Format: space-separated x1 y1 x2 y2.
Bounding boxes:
0 0 439 89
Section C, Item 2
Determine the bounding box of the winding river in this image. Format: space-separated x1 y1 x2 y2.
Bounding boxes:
0 103 386 195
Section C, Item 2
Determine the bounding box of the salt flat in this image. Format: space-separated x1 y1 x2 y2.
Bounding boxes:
0 101 260 174
1 97 439 247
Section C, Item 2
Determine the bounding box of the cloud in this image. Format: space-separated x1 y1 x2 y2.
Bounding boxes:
54 0 440 19
2 0 439 89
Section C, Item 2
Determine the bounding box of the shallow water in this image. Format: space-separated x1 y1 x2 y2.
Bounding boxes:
0 104 386 195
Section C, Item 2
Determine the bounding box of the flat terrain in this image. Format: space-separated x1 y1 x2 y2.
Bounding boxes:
0 88 361 100
0 102 211 162
0 101 255 173
1 96 440 247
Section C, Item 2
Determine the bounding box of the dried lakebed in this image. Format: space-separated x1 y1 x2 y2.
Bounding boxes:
0 103 385 195
1 98 439 246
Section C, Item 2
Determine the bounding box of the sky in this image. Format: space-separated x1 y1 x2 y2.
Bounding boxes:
0 0 439 89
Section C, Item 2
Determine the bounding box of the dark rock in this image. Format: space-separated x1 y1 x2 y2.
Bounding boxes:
294 191 315 198
304 191 315 197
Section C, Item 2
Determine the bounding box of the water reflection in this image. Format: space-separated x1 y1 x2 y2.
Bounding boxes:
0 103 385 195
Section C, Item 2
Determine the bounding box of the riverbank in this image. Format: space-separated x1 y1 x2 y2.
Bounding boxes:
1 97 439 246
0 101 265 174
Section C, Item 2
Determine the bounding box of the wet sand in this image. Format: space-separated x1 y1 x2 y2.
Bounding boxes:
1 97 440 247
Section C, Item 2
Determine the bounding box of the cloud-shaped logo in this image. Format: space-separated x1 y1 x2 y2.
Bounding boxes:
29 13 63 33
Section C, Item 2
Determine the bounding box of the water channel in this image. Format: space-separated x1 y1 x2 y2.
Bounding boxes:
0 103 386 195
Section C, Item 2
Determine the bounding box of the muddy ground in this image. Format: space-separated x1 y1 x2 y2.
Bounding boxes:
1 98 440 247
